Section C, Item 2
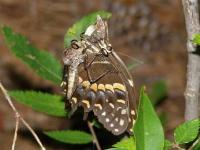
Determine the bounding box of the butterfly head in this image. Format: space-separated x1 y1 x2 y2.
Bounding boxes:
83 15 113 57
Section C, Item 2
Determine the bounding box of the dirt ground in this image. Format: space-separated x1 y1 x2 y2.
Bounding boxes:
0 0 188 149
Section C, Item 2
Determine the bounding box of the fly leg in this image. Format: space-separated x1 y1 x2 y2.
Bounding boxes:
61 65 72 112
61 64 68 88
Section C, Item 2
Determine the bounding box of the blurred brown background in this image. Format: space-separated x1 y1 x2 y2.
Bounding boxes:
0 0 187 149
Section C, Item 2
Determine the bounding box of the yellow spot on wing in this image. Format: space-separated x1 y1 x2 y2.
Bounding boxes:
82 81 90 88
113 83 126 91
60 81 66 87
82 100 90 108
94 104 102 110
98 84 105 91
72 97 77 103
109 103 115 108
128 79 134 87
131 110 135 115
105 84 114 92
90 83 97 92
117 99 126 104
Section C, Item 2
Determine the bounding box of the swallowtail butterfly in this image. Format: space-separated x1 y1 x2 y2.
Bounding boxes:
61 15 136 135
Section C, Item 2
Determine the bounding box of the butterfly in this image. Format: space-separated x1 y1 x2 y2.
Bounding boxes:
61 15 136 135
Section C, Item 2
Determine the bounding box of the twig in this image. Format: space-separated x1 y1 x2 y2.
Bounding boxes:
87 121 101 150
182 0 200 120
173 144 185 150
12 113 20 150
0 82 46 150
188 135 200 150
20 117 45 150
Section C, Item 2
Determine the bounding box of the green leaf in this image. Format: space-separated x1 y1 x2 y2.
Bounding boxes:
9 91 66 117
1 26 62 84
64 10 112 48
159 112 167 126
149 80 167 106
134 87 164 150
174 119 200 144
164 139 173 150
112 137 136 150
193 34 200 45
44 130 92 144
106 148 126 150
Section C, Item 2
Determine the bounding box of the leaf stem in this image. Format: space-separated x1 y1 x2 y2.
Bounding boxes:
0 82 46 150
87 121 101 150
173 144 185 150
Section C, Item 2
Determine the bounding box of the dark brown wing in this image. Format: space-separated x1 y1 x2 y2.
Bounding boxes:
68 52 136 135
109 51 136 134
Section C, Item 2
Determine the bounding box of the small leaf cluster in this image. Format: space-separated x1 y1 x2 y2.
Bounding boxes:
1 11 199 149
192 34 200 45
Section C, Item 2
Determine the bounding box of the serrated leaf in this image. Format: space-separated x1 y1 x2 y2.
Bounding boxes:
1 26 62 84
64 10 112 48
149 80 167 106
134 87 164 150
174 119 200 144
112 137 136 150
44 130 92 144
164 139 173 150
9 91 66 117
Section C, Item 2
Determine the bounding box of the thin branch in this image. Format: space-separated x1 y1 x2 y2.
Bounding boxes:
12 113 20 150
87 121 101 150
182 0 200 120
20 117 45 150
0 82 46 150
173 144 185 150
188 135 200 150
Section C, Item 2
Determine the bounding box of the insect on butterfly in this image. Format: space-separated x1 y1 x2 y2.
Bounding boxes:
61 15 136 135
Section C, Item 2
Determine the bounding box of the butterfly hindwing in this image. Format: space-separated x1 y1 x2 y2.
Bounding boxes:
68 54 132 135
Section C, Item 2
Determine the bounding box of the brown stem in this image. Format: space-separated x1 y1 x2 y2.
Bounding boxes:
87 121 101 150
0 82 46 150
12 113 20 150
182 0 200 120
